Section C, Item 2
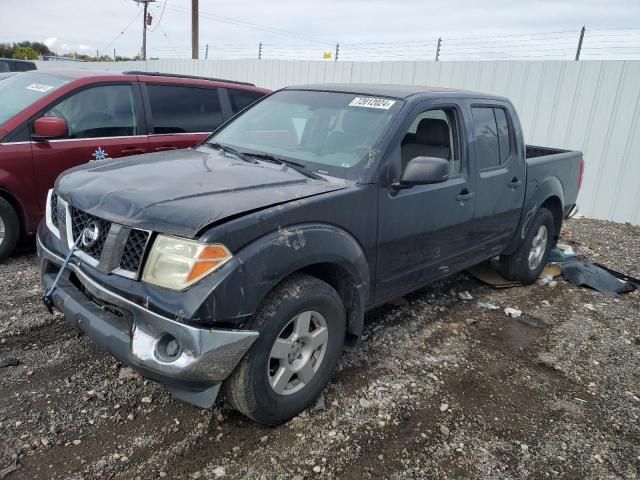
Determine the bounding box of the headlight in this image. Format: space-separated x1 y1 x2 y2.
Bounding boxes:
141 235 232 290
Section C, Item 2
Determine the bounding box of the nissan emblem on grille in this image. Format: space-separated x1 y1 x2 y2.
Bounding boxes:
81 221 101 248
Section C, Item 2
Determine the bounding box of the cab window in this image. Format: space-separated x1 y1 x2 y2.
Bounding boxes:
471 106 513 169
43 84 138 139
401 108 461 175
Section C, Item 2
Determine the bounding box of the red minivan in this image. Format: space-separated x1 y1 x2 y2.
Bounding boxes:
0 70 269 260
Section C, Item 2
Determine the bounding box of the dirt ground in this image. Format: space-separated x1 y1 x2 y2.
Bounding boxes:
0 217 639 480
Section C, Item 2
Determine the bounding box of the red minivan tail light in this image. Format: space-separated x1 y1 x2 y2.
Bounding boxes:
578 157 585 191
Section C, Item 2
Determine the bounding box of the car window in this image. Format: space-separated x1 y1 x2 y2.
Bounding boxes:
43 84 138 139
0 61 10 73
401 108 461 174
471 107 500 169
16 62 33 72
228 89 264 114
147 85 223 134
472 107 513 169
494 108 513 163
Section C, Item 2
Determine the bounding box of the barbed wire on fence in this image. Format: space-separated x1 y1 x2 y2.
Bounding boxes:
101 26 640 62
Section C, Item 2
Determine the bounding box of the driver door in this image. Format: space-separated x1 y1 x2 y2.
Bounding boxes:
31 82 148 209
375 103 477 301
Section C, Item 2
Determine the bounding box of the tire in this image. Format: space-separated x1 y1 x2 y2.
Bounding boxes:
0 197 20 262
499 207 555 284
223 273 346 425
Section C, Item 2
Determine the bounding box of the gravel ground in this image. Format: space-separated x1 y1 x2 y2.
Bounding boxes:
0 217 638 479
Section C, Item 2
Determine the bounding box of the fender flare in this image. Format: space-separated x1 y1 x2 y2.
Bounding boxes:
200 223 371 343
504 177 564 255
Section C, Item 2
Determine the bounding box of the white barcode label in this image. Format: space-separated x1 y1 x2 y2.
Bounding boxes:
349 97 396 110
26 83 54 93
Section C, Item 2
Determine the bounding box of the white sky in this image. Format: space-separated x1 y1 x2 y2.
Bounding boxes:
1 0 639 61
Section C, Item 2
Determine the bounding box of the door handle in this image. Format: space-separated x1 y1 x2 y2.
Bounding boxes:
456 190 474 202
120 147 145 155
509 178 522 189
154 146 178 152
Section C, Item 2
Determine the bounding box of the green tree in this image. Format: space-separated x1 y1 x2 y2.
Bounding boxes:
14 46 39 60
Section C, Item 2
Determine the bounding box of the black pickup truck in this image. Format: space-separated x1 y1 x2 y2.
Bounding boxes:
37 84 583 425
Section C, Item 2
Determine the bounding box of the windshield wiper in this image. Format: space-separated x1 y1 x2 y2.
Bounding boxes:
245 152 325 181
205 142 257 164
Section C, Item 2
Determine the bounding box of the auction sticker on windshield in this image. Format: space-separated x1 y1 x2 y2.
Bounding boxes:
349 97 396 109
25 83 54 93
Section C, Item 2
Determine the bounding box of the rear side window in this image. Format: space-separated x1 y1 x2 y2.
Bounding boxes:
471 106 513 169
147 85 223 134
228 89 264 114
16 62 34 72
0 61 9 73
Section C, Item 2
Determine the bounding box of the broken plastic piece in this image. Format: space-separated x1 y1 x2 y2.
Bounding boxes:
478 302 500 310
504 307 522 318
561 261 636 297
458 291 473 300
548 247 579 263
537 274 553 286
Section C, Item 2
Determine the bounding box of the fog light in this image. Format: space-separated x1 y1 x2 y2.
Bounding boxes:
156 334 183 362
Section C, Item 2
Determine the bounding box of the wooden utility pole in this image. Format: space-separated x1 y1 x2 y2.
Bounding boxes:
136 0 156 60
191 0 199 59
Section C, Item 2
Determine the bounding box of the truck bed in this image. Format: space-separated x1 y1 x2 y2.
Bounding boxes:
525 145 583 218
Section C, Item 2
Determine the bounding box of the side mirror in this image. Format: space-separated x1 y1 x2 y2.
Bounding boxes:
393 156 450 189
32 117 68 140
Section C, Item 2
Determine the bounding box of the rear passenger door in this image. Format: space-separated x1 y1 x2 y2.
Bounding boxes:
143 83 226 152
469 102 525 252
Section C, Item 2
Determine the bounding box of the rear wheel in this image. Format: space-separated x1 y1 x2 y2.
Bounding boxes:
223 273 345 425
500 207 555 284
0 198 19 262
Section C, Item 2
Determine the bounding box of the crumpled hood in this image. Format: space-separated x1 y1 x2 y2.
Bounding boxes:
56 148 346 238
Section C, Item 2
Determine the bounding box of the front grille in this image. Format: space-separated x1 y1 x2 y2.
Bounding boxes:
119 229 150 274
70 207 111 260
50 194 59 229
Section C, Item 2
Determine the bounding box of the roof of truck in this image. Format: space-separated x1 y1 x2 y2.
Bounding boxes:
286 83 506 101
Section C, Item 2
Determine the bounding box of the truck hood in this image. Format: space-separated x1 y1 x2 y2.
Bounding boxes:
56 148 347 238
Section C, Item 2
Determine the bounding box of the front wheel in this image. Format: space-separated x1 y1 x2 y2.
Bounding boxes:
0 197 20 262
500 207 555 284
223 274 346 425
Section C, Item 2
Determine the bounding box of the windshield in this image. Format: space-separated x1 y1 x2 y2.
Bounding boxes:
206 90 402 179
0 72 71 126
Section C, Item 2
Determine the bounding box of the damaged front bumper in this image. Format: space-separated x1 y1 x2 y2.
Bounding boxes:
37 234 258 408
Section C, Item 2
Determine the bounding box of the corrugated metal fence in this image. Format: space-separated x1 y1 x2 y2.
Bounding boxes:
35 59 640 224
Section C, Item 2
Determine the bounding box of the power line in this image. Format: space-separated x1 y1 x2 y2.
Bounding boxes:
164 2 333 45
148 0 168 32
102 8 143 52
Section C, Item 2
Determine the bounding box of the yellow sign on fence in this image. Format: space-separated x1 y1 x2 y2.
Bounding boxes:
323 51 332 59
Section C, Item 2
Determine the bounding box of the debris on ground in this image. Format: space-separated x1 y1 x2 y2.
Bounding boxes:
0 358 20 369
537 274 553 286
548 244 580 262
478 301 500 310
504 307 522 318
561 261 636 296
466 262 521 288
458 291 473 300
312 394 326 412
